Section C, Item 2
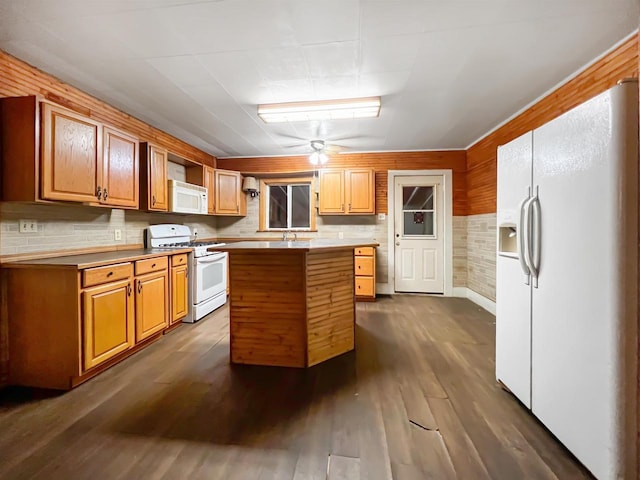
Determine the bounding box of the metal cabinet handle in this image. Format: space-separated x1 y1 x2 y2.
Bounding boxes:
96 186 102 200
127 284 132 296
103 188 108 201
152 263 156 268
152 195 156 206
348 203 351 211
137 281 142 294
107 271 113 277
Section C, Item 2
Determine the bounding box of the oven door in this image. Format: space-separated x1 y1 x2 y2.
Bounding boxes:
194 252 227 304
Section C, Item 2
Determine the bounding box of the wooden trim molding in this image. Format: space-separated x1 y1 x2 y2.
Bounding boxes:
218 151 467 216
0 49 216 167
465 34 639 216
258 177 317 231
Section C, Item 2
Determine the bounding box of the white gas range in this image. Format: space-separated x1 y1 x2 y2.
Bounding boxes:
147 224 227 323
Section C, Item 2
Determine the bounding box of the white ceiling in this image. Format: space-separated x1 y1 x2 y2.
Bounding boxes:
0 0 637 158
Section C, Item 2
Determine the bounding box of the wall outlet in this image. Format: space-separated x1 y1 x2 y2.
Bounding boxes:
338 232 344 239
378 213 386 221
19 219 38 233
114 229 122 241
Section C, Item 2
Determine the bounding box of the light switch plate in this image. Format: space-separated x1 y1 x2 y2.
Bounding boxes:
377 213 386 220
114 229 122 241
338 232 344 239
19 219 38 233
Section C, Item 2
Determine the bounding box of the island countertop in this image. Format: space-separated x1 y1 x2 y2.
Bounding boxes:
210 239 379 253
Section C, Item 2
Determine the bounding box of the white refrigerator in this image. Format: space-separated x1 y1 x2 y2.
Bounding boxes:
496 80 638 480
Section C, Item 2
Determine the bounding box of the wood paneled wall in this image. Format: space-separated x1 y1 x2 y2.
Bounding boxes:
0 50 216 167
217 151 468 216
466 35 639 215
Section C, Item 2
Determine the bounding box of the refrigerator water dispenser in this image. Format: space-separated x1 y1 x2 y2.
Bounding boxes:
498 224 518 258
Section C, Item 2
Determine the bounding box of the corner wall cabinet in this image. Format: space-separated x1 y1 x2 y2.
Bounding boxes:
214 169 246 216
318 168 375 215
3 251 185 390
0 96 139 208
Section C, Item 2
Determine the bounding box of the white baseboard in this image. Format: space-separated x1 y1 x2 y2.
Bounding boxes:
378 284 496 315
465 288 496 315
376 283 394 295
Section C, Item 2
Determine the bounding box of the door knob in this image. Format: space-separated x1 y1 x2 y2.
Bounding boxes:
396 242 400 246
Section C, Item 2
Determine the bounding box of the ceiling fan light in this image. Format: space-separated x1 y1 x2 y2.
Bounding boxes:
309 151 320 165
319 152 328 165
258 96 381 123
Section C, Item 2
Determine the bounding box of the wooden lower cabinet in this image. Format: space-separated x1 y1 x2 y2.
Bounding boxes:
355 246 376 301
170 264 189 324
83 278 134 370
135 270 168 342
3 253 180 390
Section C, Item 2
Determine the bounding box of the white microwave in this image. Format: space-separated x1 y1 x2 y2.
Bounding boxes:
168 180 208 214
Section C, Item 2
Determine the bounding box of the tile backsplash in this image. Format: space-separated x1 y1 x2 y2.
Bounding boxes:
0 202 217 256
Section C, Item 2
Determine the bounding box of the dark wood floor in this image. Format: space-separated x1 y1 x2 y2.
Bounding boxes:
0 295 591 479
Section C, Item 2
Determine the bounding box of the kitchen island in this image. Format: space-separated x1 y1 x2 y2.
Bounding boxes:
213 240 379 367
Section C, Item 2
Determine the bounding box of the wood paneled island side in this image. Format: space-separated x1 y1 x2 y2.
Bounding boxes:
213 240 379 367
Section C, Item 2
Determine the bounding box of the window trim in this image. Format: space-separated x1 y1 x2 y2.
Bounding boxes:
258 177 317 232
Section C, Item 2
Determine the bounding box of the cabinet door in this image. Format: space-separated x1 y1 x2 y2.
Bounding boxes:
83 279 134 371
102 127 139 208
319 169 345 214
41 102 101 203
149 145 168 211
215 169 241 215
204 166 215 214
171 265 189 324
135 271 168 342
346 169 375 214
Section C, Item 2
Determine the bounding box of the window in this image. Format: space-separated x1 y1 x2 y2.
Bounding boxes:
259 177 316 231
402 185 436 237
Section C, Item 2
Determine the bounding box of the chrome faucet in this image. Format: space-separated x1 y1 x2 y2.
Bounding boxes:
282 231 288 241
293 232 297 241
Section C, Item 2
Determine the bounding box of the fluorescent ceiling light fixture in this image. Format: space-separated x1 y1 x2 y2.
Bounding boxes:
258 97 381 123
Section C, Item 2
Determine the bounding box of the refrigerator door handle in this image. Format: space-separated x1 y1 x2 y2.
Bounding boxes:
531 187 541 287
518 190 531 284
523 195 538 282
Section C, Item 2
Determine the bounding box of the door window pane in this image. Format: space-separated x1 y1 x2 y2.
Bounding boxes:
291 185 310 228
403 212 434 236
403 186 433 210
269 185 287 229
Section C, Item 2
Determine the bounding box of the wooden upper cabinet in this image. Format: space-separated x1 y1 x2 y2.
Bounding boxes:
41 102 101 203
319 168 375 215
1 96 140 208
83 278 134 371
346 168 375 214
135 270 168 342
204 166 215 214
140 143 168 211
102 127 139 208
215 169 242 215
319 170 345 214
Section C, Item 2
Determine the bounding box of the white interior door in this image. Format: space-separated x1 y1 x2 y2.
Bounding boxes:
394 176 444 293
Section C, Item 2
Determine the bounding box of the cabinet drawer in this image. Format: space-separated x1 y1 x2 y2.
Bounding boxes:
135 256 168 275
355 256 374 276
83 262 133 288
355 247 374 256
355 276 374 297
171 253 188 267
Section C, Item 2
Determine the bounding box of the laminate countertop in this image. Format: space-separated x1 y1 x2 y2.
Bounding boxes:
210 239 379 253
1 248 192 270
